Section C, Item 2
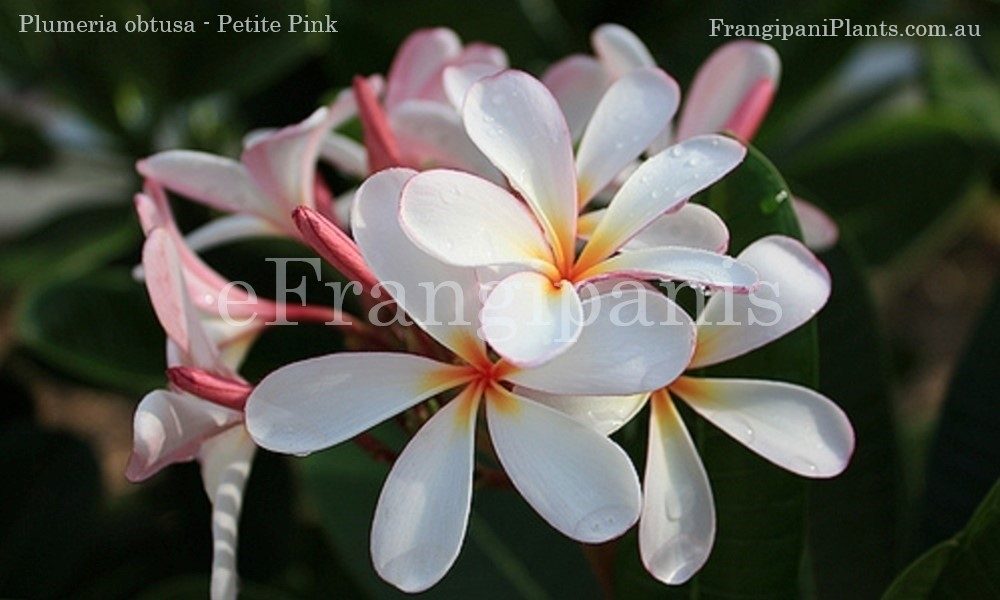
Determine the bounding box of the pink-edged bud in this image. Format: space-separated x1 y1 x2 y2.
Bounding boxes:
353 75 403 173
292 206 380 297
167 366 252 411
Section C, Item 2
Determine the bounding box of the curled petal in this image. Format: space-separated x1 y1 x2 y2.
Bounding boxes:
481 271 583 368
504 285 694 394
126 389 241 482
541 55 609 140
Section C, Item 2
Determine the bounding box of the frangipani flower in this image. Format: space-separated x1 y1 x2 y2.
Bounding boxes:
127 227 258 600
520 235 855 584
245 168 699 592
137 95 349 249
351 27 507 182
544 23 839 250
399 69 757 366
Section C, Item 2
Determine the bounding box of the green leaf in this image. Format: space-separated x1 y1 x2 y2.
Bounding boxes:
15 268 165 395
808 235 902 598
785 112 987 265
299 425 598 599
0 204 138 289
883 479 1000 599
694 145 815 598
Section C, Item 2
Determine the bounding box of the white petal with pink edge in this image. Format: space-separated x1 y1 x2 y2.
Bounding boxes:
591 23 655 77
320 132 368 178
640 391 715 585
542 55 610 140
198 426 257 600
692 235 829 368
513 387 649 436
241 107 334 219
353 169 484 360
792 197 839 252
126 389 242 482
486 388 641 543
136 151 276 220
672 376 854 477
399 169 554 271
371 386 479 593
504 284 694 394
584 246 758 292
463 71 578 265
576 67 680 206
443 63 504 111
142 228 222 370
480 271 583 367
245 353 469 456
389 101 502 182
385 28 462 110
577 135 746 266
677 41 781 140
579 204 729 253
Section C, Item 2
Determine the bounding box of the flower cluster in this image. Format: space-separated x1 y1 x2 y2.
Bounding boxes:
126 24 852 599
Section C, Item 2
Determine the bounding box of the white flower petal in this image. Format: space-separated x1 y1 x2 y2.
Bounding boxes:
486 388 641 543
372 386 479 593
241 107 335 219
320 132 368 178
198 426 257 600
481 271 583 368
592 23 655 77
672 377 854 477
385 28 462 110
353 169 484 360
542 55 610 140
136 151 277 221
245 353 468 455
390 100 502 182
792 197 839 252
504 285 694 394
126 389 242 482
514 387 649 436
399 169 554 270
580 203 729 253
578 135 746 265
640 391 714 585
693 235 829 368
585 246 758 292
576 67 679 205
463 70 578 266
443 63 504 111
677 41 781 140
183 214 283 254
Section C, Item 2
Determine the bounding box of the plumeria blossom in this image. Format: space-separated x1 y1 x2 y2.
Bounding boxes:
127 227 258 600
520 235 855 584
544 23 839 250
137 93 352 250
399 69 758 366
350 27 508 182
245 168 700 592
